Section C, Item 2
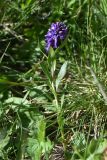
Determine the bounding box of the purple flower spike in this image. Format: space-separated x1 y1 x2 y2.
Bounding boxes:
45 22 68 52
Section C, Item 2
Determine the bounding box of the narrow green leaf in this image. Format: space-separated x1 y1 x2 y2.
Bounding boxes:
40 61 52 83
37 119 46 142
51 59 56 77
49 47 55 59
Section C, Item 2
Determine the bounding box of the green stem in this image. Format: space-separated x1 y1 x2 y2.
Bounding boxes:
49 48 66 152
51 81 66 152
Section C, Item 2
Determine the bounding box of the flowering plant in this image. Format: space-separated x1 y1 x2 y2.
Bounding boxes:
45 22 68 51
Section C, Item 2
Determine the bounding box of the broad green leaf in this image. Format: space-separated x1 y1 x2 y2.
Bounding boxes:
88 139 107 155
5 97 29 105
55 61 68 91
67 0 76 7
94 139 107 154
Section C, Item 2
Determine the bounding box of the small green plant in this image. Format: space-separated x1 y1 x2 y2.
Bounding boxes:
41 46 68 153
72 135 107 160
27 116 53 160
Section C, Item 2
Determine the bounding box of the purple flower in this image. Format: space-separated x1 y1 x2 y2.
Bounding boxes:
45 22 68 51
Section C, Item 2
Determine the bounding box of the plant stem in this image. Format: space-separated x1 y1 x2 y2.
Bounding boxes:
51 81 66 152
